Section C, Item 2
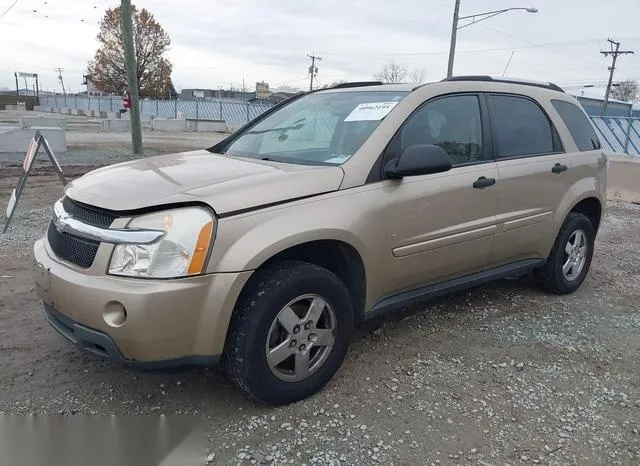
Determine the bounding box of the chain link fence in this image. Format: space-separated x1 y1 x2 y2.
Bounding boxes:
589 116 640 156
39 94 272 125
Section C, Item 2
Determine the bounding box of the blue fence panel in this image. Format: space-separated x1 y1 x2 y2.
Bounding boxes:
589 116 640 156
40 94 273 125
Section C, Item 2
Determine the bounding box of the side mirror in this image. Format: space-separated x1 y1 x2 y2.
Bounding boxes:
385 144 452 179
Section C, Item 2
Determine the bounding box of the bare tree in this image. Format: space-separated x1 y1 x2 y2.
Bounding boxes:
410 68 427 84
374 62 407 83
611 79 639 103
87 5 173 99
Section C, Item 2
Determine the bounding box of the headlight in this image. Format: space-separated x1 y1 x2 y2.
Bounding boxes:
108 207 215 278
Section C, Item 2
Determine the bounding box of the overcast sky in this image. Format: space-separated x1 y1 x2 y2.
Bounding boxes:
1 0 639 98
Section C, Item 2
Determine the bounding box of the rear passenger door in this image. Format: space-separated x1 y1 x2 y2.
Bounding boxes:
486 93 569 266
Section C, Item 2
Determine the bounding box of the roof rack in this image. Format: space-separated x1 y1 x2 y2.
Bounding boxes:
441 75 564 93
330 81 383 89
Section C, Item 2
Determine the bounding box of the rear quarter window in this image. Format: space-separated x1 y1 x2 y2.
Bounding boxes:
551 100 601 151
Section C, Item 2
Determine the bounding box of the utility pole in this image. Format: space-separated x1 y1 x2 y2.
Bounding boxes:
447 0 461 78
55 67 66 96
600 38 634 116
121 0 143 154
307 54 321 91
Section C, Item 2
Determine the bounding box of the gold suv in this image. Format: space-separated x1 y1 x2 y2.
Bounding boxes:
34 76 607 405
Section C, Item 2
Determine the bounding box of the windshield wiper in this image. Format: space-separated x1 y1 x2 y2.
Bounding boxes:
244 118 307 136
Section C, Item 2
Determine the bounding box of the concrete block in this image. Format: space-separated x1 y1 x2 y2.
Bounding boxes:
607 155 640 203
186 119 227 132
101 119 130 131
71 109 86 116
226 123 243 133
20 116 67 130
152 118 187 132
4 105 17 110
0 126 67 153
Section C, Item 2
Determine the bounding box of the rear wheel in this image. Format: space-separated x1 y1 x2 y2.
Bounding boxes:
535 212 595 294
224 261 354 405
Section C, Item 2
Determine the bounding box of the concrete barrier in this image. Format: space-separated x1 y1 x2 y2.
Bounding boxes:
186 119 227 132
101 119 130 131
607 155 640 203
226 123 243 133
20 116 67 130
71 109 86 116
152 118 187 132
0 126 67 152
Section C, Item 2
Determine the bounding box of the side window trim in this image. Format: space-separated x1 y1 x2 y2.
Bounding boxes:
486 92 565 161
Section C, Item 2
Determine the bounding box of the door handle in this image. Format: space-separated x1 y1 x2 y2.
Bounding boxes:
552 163 568 174
473 176 496 189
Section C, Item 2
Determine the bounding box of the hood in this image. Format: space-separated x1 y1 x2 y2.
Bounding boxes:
65 150 345 215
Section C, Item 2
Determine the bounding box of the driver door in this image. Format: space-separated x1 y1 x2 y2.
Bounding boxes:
376 93 499 298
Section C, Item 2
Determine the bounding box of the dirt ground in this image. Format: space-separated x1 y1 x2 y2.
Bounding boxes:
1 112 639 465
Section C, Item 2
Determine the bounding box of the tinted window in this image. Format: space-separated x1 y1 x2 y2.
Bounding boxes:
490 95 555 158
551 100 601 151
399 95 484 165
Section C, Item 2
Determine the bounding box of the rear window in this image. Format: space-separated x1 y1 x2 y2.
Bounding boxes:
551 100 601 151
489 94 557 158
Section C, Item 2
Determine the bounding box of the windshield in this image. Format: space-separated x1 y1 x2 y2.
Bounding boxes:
223 91 408 165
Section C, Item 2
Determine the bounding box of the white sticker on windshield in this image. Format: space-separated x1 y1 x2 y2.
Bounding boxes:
344 102 398 122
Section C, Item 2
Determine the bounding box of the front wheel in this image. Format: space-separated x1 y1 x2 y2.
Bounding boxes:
224 261 354 405
535 212 595 294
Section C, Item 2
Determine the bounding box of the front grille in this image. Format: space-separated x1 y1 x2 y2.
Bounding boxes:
62 196 117 227
47 222 100 268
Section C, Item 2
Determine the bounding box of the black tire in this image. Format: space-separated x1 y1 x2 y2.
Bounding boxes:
535 212 595 294
224 260 354 405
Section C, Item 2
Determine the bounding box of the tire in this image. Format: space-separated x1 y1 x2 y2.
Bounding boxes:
535 212 595 294
224 260 354 405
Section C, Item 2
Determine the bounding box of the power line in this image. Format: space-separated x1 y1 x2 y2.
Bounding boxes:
601 38 634 115
318 38 618 59
0 0 18 19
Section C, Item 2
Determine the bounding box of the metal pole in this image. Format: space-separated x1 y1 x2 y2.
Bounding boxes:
174 98 178 118
196 99 199 120
447 0 461 78
121 0 143 154
219 90 223 120
14 72 19 96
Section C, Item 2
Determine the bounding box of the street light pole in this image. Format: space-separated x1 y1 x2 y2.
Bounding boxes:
446 3 538 78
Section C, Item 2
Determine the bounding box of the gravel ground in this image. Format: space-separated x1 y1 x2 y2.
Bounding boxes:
1 112 639 465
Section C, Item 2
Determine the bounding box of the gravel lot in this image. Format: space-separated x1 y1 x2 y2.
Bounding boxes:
1 111 639 465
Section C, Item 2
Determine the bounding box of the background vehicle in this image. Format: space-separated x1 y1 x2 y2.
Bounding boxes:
34 76 607 405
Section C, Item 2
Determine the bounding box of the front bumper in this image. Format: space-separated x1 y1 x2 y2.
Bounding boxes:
34 239 252 364
43 302 219 368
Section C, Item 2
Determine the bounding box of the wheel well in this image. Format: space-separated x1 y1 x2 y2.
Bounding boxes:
260 240 366 322
570 197 602 234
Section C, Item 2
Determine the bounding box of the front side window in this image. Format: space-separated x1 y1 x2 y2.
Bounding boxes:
490 94 556 158
551 99 601 151
397 94 484 165
224 91 408 165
